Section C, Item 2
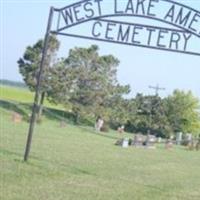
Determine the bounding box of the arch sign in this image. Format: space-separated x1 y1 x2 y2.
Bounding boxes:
50 0 200 56
24 0 200 161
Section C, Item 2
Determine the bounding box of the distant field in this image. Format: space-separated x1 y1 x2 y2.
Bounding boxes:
0 102 200 200
0 85 33 103
0 85 63 110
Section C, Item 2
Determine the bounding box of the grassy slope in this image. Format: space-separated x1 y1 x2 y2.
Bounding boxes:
0 86 63 110
0 105 200 200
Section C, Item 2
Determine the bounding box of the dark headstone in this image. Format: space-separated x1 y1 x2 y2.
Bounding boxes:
145 135 156 149
60 121 66 127
115 138 123 146
133 134 145 147
165 139 173 149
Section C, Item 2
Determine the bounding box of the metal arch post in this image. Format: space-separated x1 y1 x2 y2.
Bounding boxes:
24 7 54 161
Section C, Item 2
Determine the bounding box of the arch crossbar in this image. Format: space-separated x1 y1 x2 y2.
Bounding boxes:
53 0 200 38
50 0 200 56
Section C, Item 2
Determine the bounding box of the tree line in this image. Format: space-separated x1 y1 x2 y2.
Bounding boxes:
17 36 200 138
0 79 26 88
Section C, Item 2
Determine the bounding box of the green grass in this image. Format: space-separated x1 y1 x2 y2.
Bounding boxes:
0 85 35 103
0 85 63 110
0 102 200 200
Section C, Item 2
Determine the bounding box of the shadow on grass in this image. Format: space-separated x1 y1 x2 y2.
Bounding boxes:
0 99 96 129
42 107 75 125
79 126 119 140
1 146 108 175
0 100 30 120
0 147 64 170
7 151 97 176
0 99 75 125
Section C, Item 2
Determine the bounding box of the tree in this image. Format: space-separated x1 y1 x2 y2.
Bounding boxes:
18 36 60 118
18 35 60 91
106 84 131 128
123 94 171 137
165 90 200 135
46 45 128 124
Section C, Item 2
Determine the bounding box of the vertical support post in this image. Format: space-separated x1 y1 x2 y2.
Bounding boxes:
37 91 45 120
24 7 54 161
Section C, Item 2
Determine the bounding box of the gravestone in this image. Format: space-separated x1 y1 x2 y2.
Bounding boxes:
186 133 192 142
117 125 124 134
196 140 200 151
115 138 129 148
145 135 156 149
157 137 162 143
176 132 183 145
165 139 174 149
60 120 66 127
133 134 144 147
188 140 197 150
12 112 22 123
122 138 129 148
115 138 123 146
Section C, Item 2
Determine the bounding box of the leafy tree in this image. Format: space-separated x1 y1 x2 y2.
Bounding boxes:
18 35 60 91
46 45 128 124
18 36 60 118
106 84 131 128
124 94 171 137
165 90 200 135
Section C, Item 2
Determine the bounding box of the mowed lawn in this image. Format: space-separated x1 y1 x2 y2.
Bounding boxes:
0 105 200 200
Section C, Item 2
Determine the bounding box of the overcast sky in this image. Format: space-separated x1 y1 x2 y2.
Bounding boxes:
1 0 200 98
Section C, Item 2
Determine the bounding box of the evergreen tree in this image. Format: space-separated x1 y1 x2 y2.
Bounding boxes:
18 35 60 118
18 35 60 91
46 45 128 123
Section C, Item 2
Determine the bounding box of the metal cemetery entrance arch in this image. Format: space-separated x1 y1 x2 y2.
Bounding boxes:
24 0 200 161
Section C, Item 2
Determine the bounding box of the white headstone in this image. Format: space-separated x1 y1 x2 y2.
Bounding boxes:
186 133 192 141
176 132 182 145
122 138 129 148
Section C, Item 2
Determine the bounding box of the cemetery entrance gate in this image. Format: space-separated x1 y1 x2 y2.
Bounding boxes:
24 0 200 161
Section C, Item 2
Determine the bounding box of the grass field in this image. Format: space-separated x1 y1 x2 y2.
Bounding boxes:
1 97 200 200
